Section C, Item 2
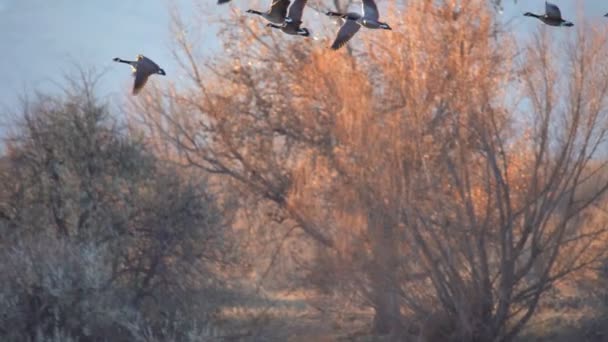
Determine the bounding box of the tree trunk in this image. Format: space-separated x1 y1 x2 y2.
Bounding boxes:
369 208 401 335
372 284 400 335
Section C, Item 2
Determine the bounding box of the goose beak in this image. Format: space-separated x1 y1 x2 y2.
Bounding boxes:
158 69 166 76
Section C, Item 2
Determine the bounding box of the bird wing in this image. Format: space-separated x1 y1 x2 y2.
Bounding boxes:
132 56 160 95
362 0 379 21
132 71 150 95
287 0 307 23
269 0 291 19
545 1 562 19
331 19 361 50
139 56 161 74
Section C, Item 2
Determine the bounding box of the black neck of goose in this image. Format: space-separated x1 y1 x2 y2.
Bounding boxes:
247 9 263 15
326 11 345 17
115 58 135 65
524 12 541 18
267 23 282 29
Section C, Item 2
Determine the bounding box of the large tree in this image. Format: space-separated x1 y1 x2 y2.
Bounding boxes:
134 0 608 339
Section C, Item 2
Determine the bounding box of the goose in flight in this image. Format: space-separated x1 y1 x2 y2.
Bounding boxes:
113 55 166 95
524 1 573 27
247 0 291 25
267 0 310 36
325 0 391 50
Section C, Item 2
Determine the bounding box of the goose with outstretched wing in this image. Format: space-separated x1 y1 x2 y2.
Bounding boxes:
524 1 573 27
113 55 166 95
267 0 310 36
325 0 392 50
246 0 291 25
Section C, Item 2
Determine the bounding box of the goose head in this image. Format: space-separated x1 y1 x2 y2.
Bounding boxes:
297 28 310 37
380 23 392 30
266 23 281 30
157 69 166 76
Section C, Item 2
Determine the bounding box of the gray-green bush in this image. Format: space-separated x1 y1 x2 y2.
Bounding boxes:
0 78 237 341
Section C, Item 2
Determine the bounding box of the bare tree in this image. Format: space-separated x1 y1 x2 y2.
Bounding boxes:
133 0 608 339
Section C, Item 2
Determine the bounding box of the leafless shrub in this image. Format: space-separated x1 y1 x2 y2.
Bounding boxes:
0 75 240 341
0 235 125 340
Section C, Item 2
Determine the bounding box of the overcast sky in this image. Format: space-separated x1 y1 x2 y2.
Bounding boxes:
0 0 606 113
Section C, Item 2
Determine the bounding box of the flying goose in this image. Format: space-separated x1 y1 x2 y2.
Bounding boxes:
113 55 166 95
246 0 291 25
524 1 573 27
325 0 391 50
266 0 310 36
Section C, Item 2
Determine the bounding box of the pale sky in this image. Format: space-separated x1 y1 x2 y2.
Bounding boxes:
0 0 606 112
0 0 223 110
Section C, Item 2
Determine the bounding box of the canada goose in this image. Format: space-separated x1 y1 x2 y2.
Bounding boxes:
266 0 310 36
113 55 166 95
524 1 573 27
325 0 391 50
246 0 291 25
